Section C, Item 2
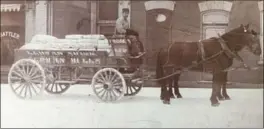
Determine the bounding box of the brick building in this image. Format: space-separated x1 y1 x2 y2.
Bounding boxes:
1 0 263 84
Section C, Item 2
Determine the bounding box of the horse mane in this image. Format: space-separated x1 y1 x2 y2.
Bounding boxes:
218 26 245 51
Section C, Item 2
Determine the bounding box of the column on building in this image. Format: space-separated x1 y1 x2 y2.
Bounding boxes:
144 1 176 66
258 1 263 65
198 1 233 83
47 1 53 35
24 2 35 43
90 1 97 34
35 0 48 35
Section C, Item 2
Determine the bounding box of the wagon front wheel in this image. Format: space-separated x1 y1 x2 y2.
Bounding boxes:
8 59 46 99
92 68 126 102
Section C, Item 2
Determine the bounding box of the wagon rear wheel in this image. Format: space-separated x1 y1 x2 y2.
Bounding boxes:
44 69 71 94
124 82 143 96
45 83 70 94
8 59 46 99
92 68 126 102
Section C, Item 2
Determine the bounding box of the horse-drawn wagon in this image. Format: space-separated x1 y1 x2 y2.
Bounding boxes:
8 34 143 102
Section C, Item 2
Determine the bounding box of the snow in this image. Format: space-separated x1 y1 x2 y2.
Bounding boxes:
1 84 263 128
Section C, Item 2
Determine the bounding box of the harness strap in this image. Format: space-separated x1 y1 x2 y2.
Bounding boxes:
198 40 206 61
217 33 244 62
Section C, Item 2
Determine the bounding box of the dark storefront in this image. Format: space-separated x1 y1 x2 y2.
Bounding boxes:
1 3 25 66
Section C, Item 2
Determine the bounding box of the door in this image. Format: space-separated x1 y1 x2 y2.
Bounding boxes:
96 1 119 37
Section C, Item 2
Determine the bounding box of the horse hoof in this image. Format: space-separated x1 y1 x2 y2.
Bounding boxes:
224 96 231 100
211 102 220 107
218 97 225 101
160 96 164 100
170 95 175 99
177 95 182 99
163 100 170 105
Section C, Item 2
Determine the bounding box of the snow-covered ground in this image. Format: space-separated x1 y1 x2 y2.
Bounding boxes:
1 84 263 128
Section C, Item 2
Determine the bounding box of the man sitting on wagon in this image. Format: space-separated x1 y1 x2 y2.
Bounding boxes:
115 8 145 82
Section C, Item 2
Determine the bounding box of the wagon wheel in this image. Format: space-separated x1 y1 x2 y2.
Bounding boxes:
124 82 143 96
8 59 46 99
44 67 71 94
92 68 126 102
45 83 70 94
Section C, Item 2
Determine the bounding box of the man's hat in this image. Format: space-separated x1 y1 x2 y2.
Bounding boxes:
122 8 129 13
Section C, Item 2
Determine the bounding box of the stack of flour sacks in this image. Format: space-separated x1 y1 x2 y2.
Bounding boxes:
20 34 112 53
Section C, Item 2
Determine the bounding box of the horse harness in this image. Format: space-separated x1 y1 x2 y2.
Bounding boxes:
197 35 246 67
149 34 255 82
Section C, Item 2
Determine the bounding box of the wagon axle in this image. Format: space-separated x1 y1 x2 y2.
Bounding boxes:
103 82 112 90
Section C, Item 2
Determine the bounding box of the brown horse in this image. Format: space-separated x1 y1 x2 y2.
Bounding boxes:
156 24 261 106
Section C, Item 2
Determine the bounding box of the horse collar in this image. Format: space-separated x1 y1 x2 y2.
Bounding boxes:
217 36 244 62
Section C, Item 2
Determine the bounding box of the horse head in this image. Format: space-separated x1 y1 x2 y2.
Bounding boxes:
222 24 261 56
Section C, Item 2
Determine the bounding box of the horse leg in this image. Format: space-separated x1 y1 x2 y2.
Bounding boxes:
168 70 175 99
221 72 231 100
211 72 222 107
173 73 182 98
160 84 166 100
217 84 225 101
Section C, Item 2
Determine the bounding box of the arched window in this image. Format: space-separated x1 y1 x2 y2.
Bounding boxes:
198 1 233 40
198 1 233 83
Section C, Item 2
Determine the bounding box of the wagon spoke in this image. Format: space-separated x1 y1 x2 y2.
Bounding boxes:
99 90 107 100
28 66 35 76
30 79 43 84
23 85 28 98
112 79 121 86
51 83 56 92
16 64 25 76
59 84 63 92
12 70 23 78
97 88 105 95
14 83 24 91
95 85 104 90
129 86 133 93
19 64 26 75
98 73 106 82
103 71 108 81
95 77 104 84
113 88 121 96
19 84 26 97
33 83 41 89
24 63 29 74
28 84 33 98
109 73 117 82
55 84 58 92
29 66 39 77
10 76 22 83
29 83 38 95
110 90 117 100
108 91 113 101
46 83 51 90
113 82 122 87
31 75 43 80
102 71 109 81
105 91 109 101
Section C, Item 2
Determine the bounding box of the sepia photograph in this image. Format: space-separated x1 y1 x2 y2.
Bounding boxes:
1 0 263 128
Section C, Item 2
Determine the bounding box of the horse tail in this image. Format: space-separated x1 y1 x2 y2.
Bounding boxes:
156 49 164 84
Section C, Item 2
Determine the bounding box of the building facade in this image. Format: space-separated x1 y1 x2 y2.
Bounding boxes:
1 0 263 84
